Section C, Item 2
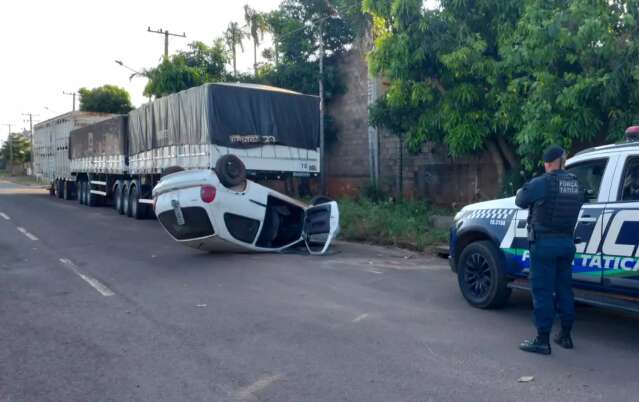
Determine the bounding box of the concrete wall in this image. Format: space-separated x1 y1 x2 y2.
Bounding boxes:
325 42 502 207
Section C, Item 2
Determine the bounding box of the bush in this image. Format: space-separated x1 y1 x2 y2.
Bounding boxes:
338 198 449 251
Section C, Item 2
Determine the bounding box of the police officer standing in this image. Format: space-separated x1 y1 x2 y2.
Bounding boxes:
515 145 583 355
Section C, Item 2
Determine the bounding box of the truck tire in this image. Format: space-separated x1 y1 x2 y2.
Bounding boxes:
215 155 246 188
114 180 125 215
55 180 64 199
129 185 146 220
77 181 84 205
123 181 132 217
87 182 97 207
79 181 86 205
63 181 72 201
457 240 511 309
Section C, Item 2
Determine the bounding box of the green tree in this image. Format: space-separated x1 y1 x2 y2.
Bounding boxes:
1 133 31 165
500 0 639 170
365 0 639 183
225 22 249 78
244 5 269 75
79 85 133 114
144 40 229 97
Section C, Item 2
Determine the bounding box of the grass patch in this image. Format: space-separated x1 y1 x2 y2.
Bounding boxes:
338 198 450 252
0 170 43 186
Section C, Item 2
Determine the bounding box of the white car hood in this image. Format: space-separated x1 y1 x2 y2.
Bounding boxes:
460 196 518 212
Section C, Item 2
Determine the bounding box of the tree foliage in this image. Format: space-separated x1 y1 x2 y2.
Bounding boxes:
1 133 31 165
144 40 229 98
79 85 133 114
365 0 639 172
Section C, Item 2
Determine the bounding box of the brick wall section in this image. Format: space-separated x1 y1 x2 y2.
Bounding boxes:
326 44 501 207
325 43 371 197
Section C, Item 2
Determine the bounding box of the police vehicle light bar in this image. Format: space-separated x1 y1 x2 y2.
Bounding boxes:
625 126 639 142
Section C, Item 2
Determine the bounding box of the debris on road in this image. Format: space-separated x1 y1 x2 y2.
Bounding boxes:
517 376 535 383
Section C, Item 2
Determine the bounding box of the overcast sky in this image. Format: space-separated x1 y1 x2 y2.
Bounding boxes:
0 0 281 142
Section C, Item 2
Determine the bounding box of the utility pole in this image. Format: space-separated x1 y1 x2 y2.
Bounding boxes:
63 91 77 111
3 124 12 166
318 19 326 194
147 27 186 59
23 113 38 174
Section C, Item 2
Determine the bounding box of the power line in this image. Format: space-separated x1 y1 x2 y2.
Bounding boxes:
147 27 187 59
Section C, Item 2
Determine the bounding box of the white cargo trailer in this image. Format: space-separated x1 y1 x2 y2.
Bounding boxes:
33 111 112 198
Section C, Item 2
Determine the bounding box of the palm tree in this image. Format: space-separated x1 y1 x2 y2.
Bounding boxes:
243 5 268 76
224 22 247 78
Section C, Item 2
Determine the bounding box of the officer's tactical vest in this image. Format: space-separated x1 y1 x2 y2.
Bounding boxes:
531 171 583 236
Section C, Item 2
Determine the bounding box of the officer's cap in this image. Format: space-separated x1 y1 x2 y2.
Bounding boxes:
543 145 565 163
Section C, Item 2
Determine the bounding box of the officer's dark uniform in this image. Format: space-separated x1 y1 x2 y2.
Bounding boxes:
515 145 583 355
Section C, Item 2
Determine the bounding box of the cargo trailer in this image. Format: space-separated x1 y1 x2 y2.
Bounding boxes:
32 111 113 199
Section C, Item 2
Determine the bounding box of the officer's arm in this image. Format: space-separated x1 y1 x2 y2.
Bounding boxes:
515 177 545 209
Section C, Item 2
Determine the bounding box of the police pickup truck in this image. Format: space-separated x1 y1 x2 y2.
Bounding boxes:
450 127 639 313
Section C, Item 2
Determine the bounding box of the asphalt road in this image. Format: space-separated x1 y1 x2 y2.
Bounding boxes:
1 180 639 402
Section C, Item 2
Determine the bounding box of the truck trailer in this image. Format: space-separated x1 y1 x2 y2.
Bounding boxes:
32 111 113 198
44 83 321 220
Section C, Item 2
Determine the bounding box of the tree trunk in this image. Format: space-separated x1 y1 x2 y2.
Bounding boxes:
486 139 505 197
254 43 258 76
496 135 519 171
398 135 404 200
232 46 237 78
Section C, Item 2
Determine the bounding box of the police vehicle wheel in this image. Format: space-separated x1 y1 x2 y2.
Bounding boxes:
457 241 511 309
215 154 246 188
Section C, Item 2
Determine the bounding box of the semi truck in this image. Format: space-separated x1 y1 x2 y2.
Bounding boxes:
33 83 321 219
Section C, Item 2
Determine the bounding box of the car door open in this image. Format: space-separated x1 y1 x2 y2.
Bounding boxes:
303 201 340 255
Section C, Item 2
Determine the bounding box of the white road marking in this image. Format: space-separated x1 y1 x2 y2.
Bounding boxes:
352 313 369 323
59 258 115 297
0 212 10 220
235 374 282 400
17 227 38 241
366 269 383 274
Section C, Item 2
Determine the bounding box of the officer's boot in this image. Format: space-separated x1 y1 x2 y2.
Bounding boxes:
519 332 551 355
553 327 574 349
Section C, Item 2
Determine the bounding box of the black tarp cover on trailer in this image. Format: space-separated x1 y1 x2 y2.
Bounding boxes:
69 115 128 159
127 83 320 155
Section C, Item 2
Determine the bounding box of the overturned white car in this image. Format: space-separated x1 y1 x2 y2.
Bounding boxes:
152 155 339 255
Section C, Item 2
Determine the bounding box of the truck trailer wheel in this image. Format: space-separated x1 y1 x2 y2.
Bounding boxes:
129 185 146 220
215 155 246 188
114 180 125 215
77 181 84 205
55 180 64 199
63 181 72 201
87 182 98 207
457 240 511 309
123 181 132 217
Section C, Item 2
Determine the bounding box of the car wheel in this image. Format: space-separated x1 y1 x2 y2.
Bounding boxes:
123 181 132 217
457 240 511 309
310 195 333 206
215 154 246 188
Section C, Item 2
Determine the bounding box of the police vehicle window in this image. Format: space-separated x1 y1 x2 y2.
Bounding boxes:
619 157 639 201
565 159 607 203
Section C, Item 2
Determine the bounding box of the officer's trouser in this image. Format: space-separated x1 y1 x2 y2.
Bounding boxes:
529 236 576 333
